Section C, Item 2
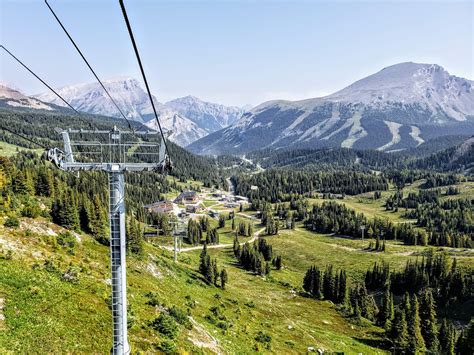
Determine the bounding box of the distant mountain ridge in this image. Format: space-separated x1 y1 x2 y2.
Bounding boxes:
188 62 474 155
166 95 245 133
0 84 55 111
32 77 246 146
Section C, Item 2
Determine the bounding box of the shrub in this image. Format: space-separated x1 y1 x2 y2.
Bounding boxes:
4 216 20 228
0 249 13 260
217 321 229 330
255 331 272 344
244 301 255 308
56 232 76 249
169 306 192 329
184 295 196 309
145 292 160 307
21 201 41 218
157 340 176 353
150 314 179 339
28 285 42 296
43 259 59 274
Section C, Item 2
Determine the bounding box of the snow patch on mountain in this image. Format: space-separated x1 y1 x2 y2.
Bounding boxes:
378 121 402 151
341 112 367 148
409 125 424 146
299 105 341 141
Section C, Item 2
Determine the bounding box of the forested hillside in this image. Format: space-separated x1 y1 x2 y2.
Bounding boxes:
245 136 474 173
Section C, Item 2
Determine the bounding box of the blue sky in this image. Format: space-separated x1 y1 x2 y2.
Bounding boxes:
1 0 473 106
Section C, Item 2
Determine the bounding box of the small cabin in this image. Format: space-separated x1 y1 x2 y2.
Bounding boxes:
144 200 174 214
174 190 199 204
186 203 204 213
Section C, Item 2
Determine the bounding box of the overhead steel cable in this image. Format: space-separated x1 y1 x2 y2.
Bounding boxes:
0 46 108 189
118 0 171 163
0 123 49 150
44 0 134 131
1 45 98 130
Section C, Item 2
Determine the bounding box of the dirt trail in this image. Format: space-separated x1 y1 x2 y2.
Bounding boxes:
161 227 265 253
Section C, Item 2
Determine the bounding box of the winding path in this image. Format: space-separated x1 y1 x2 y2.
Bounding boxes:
161 227 265 253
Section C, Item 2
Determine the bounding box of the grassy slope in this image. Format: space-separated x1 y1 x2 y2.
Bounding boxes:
0 216 383 354
308 188 406 223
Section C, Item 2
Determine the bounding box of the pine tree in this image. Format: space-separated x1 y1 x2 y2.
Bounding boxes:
290 218 295 230
199 244 212 283
337 270 348 306
358 284 377 321
391 307 409 352
273 255 282 270
322 264 335 301
353 299 361 320
220 268 228 290
419 289 439 352
265 261 271 276
456 319 474 354
211 259 219 286
375 234 380 251
407 294 426 354
218 215 226 228
233 235 241 258
378 287 394 330
127 217 143 254
439 319 455 355
61 189 80 231
247 223 254 237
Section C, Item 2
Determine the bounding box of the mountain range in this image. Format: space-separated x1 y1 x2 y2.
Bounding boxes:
32 77 244 146
2 62 473 152
188 62 474 155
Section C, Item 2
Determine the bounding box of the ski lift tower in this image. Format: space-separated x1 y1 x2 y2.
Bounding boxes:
48 126 170 355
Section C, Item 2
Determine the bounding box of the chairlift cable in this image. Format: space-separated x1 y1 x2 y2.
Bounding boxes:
44 0 135 131
0 45 96 130
118 0 171 162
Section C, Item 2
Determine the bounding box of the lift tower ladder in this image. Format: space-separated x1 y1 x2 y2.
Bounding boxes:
48 126 169 355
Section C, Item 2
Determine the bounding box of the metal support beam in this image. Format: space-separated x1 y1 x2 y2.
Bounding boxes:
62 131 74 163
109 172 130 355
173 233 178 263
